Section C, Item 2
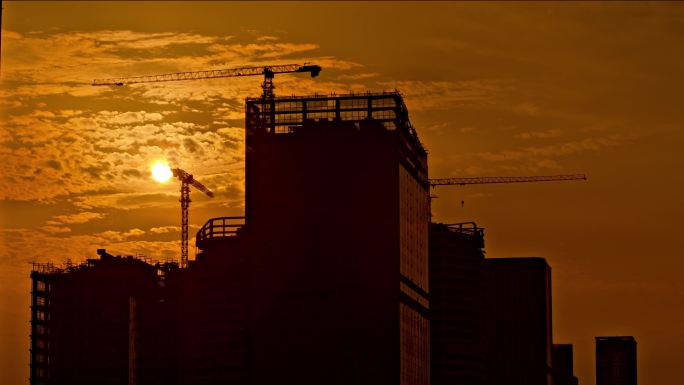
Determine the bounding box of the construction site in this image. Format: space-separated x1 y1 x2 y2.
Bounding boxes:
30 64 591 385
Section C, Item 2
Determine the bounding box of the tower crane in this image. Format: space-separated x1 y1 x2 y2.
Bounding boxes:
428 174 587 188
92 63 322 99
427 173 587 216
99 64 321 266
170 168 214 268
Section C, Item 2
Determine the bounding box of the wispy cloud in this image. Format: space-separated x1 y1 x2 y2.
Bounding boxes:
150 226 181 234
40 225 72 234
377 79 508 111
46 211 105 225
473 134 635 162
514 128 563 140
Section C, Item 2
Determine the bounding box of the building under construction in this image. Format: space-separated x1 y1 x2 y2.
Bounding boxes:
29 250 178 385
29 86 584 385
30 91 431 385
242 91 430 385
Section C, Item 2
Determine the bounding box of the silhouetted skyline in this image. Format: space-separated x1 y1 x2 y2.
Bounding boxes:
2 2 683 385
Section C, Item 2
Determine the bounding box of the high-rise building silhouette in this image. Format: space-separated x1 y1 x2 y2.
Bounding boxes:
553 344 579 385
429 222 485 385
482 257 554 385
29 250 178 385
596 336 637 385
243 91 430 385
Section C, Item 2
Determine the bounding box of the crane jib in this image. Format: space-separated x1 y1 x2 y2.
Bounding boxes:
91 63 321 87
428 174 587 187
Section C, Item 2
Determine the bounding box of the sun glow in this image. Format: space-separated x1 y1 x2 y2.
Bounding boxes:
151 162 173 183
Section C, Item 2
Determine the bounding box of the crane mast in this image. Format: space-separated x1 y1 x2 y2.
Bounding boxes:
172 168 214 268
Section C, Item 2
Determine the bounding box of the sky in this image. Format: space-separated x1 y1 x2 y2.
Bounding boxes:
1 1 683 384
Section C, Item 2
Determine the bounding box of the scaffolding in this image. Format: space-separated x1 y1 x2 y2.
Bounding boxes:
29 251 179 385
246 91 426 154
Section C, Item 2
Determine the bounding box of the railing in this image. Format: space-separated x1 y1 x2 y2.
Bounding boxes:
445 222 485 247
196 216 245 247
245 90 405 102
245 91 426 154
31 262 65 275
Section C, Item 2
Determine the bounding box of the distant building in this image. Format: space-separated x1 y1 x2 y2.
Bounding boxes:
596 336 637 385
29 250 177 385
429 222 485 385
553 344 579 385
482 257 554 385
244 91 430 385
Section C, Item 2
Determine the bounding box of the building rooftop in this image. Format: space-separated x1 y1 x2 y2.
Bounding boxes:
245 90 426 155
596 336 636 342
30 249 178 275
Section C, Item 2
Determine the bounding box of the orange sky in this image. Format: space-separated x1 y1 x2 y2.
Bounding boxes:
1 2 683 384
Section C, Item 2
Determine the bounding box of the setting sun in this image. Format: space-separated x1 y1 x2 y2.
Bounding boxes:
151 162 173 183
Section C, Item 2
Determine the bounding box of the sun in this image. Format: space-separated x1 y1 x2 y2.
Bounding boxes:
151 162 173 183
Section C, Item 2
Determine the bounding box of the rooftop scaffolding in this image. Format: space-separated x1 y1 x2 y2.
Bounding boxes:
245 91 426 155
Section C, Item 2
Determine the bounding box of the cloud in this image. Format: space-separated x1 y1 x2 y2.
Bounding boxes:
40 225 72 234
337 72 379 81
514 128 563 140
377 79 507 111
473 134 635 163
0 101 244 202
92 30 220 50
96 111 166 125
150 226 181 234
0 226 180 267
255 35 280 42
46 211 106 225
205 42 320 61
513 102 542 117
0 27 367 269
125 228 146 237
97 228 146 242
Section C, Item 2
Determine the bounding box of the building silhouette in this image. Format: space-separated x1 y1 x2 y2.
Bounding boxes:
243 91 430 385
429 222 485 385
25 89 593 385
30 90 591 385
30 91 435 385
553 344 579 385
482 257 554 385
177 217 248 385
596 336 637 385
29 250 178 385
